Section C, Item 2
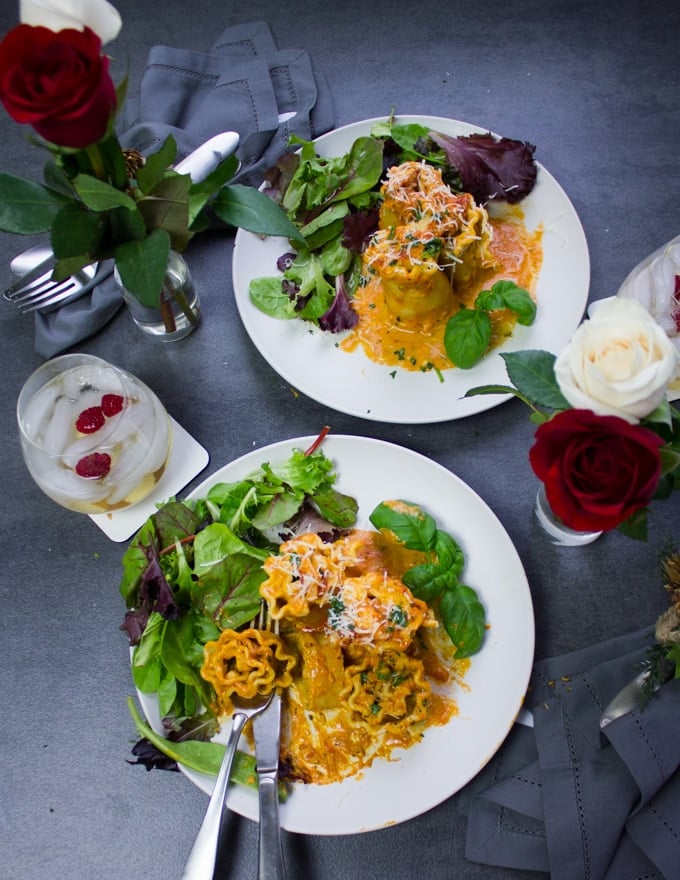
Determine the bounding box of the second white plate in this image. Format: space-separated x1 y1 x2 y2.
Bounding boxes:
136 434 535 834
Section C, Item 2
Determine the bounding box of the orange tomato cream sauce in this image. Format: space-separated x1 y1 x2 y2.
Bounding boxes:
340 161 543 372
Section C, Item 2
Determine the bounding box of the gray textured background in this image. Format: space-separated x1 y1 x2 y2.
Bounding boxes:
1 1 679 878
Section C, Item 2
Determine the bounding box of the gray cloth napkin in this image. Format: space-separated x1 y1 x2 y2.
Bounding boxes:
458 626 680 879
34 20 334 358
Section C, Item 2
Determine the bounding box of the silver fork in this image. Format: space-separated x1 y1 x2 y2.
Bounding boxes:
181 612 276 880
4 245 113 313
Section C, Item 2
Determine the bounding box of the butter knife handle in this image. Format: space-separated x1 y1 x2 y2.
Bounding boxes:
257 771 287 880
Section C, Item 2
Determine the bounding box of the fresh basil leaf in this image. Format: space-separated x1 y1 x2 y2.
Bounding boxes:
439 584 486 658
443 308 492 369
403 562 455 603
431 530 465 577
369 500 437 552
495 281 536 325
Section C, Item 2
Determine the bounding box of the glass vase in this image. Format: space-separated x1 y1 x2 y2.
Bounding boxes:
534 483 603 546
117 250 200 341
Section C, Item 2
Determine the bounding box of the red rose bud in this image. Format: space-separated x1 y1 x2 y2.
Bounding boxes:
529 408 664 533
0 25 116 148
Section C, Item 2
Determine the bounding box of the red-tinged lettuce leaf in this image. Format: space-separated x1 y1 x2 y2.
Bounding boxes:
127 737 180 772
318 275 359 332
342 208 379 254
429 131 538 204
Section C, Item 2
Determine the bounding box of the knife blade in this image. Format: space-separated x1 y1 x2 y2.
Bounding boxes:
599 671 652 729
252 691 287 880
4 253 56 299
173 131 240 182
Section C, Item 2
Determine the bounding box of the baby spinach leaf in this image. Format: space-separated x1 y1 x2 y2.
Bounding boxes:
249 276 297 319
310 486 359 528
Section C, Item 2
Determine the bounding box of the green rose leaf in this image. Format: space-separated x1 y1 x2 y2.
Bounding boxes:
212 184 307 248
500 350 570 409
0 173 66 233
136 174 193 252
136 135 177 194
115 228 171 307
73 173 138 212
50 202 104 258
191 153 240 194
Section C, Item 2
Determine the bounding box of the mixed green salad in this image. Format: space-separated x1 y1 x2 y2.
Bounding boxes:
249 114 539 368
121 435 486 780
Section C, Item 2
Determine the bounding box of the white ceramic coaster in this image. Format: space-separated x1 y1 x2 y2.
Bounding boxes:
89 416 209 542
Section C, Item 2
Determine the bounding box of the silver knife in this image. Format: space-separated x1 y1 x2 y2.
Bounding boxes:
599 671 653 729
252 691 287 880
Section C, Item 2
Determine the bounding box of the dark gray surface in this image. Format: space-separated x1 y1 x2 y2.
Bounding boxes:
1 1 679 878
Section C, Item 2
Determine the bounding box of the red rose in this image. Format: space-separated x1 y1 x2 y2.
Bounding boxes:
529 408 664 532
0 24 116 148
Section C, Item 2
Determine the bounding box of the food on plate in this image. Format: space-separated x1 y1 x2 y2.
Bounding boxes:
201 527 466 783
249 115 543 371
120 438 486 789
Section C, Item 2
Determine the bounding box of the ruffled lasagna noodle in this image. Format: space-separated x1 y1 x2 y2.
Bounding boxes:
202 628 296 716
340 159 543 371
200 528 469 785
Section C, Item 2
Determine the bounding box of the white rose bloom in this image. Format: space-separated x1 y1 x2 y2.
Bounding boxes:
20 0 122 44
554 297 679 423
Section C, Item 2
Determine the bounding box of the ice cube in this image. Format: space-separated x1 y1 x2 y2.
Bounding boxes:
21 383 60 442
41 395 75 454
29 455 110 505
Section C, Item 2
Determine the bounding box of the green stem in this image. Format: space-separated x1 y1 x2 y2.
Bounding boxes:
85 143 106 180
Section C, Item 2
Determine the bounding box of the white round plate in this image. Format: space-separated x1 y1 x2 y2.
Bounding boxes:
137 434 534 834
232 115 590 423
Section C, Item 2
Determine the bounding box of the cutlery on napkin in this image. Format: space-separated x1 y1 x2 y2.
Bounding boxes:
31 20 334 358
457 625 680 879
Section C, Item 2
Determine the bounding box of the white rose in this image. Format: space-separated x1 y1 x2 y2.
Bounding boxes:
554 297 679 423
20 0 122 44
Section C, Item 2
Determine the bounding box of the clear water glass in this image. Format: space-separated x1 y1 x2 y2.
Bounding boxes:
17 353 172 513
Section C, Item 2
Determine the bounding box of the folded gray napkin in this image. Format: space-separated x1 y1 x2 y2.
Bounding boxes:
457 626 680 879
34 20 334 358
